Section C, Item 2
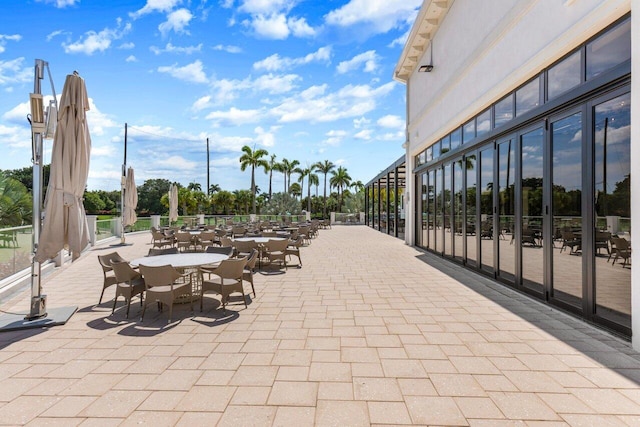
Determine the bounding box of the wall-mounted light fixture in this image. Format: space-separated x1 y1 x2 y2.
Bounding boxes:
418 40 434 72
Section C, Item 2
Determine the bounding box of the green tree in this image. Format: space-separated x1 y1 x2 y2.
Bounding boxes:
314 160 335 218
263 192 301 216
137 178 171 215
330 166 352 212
239 145 269 214
187 182 202 192
213 190 235 215
3 164 51 193
83 191 106 214
308 170 319 212
289 182 302 199
0 175 32 226
234 189 252 214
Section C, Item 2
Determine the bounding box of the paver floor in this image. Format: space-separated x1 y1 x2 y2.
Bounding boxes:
1 225 640 426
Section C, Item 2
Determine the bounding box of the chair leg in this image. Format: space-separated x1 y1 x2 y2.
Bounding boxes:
99 287 106 305
112 295 118 314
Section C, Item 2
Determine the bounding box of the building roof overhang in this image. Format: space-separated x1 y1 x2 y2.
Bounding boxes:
393 0 452 84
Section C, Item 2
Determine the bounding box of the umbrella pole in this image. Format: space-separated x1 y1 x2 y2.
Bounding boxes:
120 123 127 244
28 59 47 320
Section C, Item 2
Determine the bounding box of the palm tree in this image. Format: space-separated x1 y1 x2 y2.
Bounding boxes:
213 190 235 215
187 182 202 192
296 166 308 204
267 154 278 200
330 166 352 212
308 171 319 212
279 158 299 193
289 182 302 199
208 183 220 195
0 175 31 226
239 145 269 214
314 160 335 218
351 180 364 193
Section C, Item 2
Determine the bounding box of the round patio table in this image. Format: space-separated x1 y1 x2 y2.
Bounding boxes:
131 253 229 302
233 237 287 243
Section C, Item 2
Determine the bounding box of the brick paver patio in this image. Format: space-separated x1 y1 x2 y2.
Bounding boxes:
1 225 640 426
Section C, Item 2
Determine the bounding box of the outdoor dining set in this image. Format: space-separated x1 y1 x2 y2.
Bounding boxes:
97 219 327 323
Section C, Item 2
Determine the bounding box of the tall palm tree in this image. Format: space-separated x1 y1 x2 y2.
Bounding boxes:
213 190 235 215
208 183 220 195
296 166 307 203
351 180 364 193
279 158 300 193
187 182 202 192
314 160 335 218
267 154 278 200
307 169 320 212
239 145 269 214
299 164 316 212
330 166 352 212
309 172 319 198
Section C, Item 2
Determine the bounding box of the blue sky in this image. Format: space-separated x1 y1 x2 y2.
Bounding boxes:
0 0 417 192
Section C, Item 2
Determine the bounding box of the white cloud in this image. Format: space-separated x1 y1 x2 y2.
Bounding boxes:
45 30 65 42
253 73 299 94
86 98 119 137
270 81 395 123
62 20 132 55
238 0 296 15
254 125 278 147
353 117 370 128
91 145 117 157
354 129 372 140
325 0 421 34
337 50 378 74
39 0 80 8
388 29 410 48
377 114 404 129
323 129 347 146
250 13 289 39
157 60 208 83
288 16 315 37
150 42 202 55
253 46 331 71
125 55 137 62
119 42 135 49
130 0 183 19
0 58 32 86
0 123 30 148
213 44 243 53
157 155 197 169
205 107 263 127
159 8 193 36
191 95 211 112
0 34 21 54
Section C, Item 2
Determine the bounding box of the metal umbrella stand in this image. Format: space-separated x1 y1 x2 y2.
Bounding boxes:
0 59 80 332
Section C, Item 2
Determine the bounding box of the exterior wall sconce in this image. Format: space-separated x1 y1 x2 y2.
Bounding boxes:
419 40 434 72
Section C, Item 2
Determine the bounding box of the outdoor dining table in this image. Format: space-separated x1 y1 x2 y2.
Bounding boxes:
233 237 287 243
130 253 229 301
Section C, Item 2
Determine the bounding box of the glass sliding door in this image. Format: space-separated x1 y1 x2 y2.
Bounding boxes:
520 127 545 293
498 138 515 283
465 154 477 267
435 168 443 254
443 163 453 257
551 112 583 310
453 159 464 262
593 92 631 328
428 170 436 251
480 147 494 274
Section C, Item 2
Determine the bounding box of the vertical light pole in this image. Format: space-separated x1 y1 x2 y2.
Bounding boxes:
207 137 210 195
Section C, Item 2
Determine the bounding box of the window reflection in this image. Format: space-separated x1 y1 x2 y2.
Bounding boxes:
441 135 450 155
587 19 630 80
466 154 477 267
516 77 540 116
477 109 491 136
594 92 630 328
494 95 513 128
548 50 581 100
450 128 461 151
463 119 475 144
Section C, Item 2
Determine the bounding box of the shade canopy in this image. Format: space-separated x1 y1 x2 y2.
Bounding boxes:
35 73 91 262
123 167 137 227
169 183 178 223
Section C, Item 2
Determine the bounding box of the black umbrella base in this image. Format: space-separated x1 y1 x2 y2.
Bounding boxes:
0 306 77 332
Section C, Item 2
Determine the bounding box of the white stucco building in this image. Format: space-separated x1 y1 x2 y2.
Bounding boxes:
366 0 637 347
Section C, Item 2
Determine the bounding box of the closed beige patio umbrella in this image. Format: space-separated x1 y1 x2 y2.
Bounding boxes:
35 72 91 263
123 167 137 227
169 183 178 224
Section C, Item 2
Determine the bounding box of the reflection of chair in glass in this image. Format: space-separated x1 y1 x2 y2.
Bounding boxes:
521 228 539 247
199 257 248 312
610 237 631 267
480 222 493 239
111 261 145 318
595 231 611 255
560 230 581 254
139 264 193 323
97 252 126 304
